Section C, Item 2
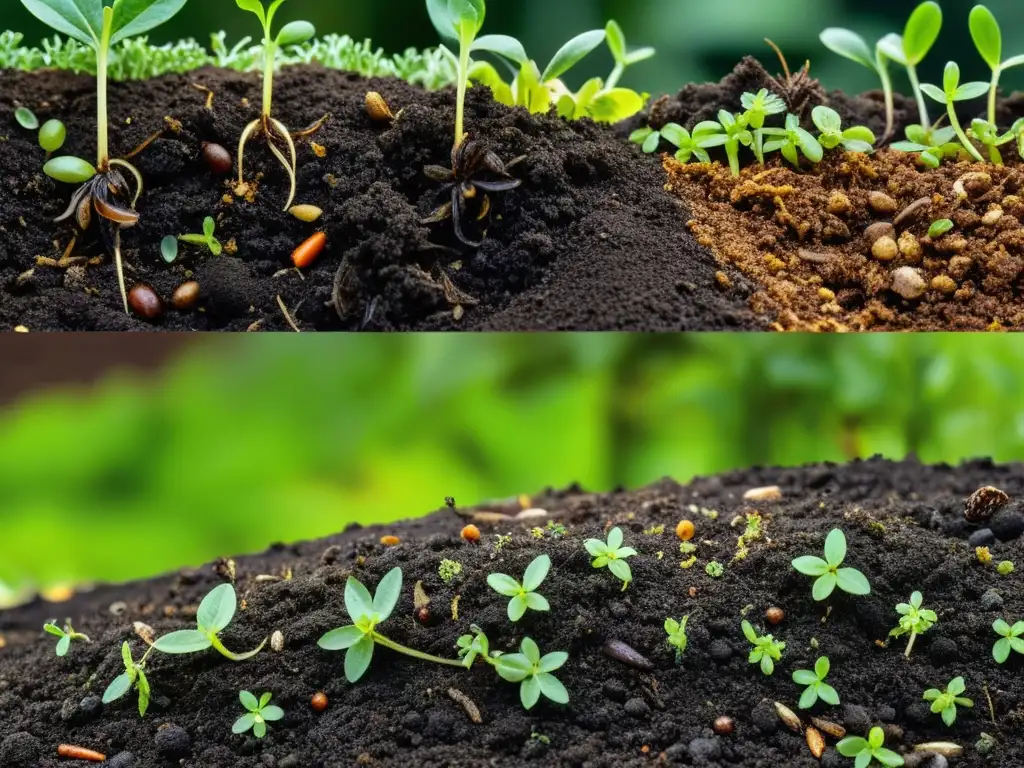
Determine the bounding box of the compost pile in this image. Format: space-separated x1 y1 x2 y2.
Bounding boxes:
1 457 1022 767
0 67 750 332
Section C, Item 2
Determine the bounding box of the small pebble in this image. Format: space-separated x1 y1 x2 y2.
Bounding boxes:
980 588 1003 611
892 267 926 300
128 284 163 320
201 142 232 175
989 509 1024 541
928 637 958 663
843 704 870 734
827 191 852 215
687 737 721 761
982 207 1003 226
713 716 734 735
271 630 284 652
311 692 328 712
898 231 923 261
871 236 899 261
868 192 898 215
78 696 102 721
751 699 777 733
106 752 138 768
154 725 191 759
968 528 995 548
624 697 649 718
279 756 300 768
171 281 200 312
930 275 956 295
460 524 480 543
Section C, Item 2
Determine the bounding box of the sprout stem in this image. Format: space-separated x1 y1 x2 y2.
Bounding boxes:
372 632 466 668
262 39 276 118
96 9 113 170
455 34 472 149
606 63 625 91
988 67 1001 127
114 231 128 315
907 65 929 129
878 63 895 142
947 102 985 163
904 630 917 658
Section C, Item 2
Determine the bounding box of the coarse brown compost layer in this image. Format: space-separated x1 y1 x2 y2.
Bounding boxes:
1 457 1023 767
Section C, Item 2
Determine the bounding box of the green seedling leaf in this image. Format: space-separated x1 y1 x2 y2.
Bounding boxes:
161 236 179 263
902 1 942 66
15 107 39 130
472 34 528 66
276 20 315 47
494 637 569 710
970 6 1001 71
198 583 237 633
233 690 283 739
820 28 876 71
153 629 213 654
928 219 954 238
793 528 870 601
39 119 66 151
43 155 96 184
541 29 605 82
487 555 551 622
587 89 646 123
19 0 103 47
110 0 188 46
103 672 133 703
372 567 402 620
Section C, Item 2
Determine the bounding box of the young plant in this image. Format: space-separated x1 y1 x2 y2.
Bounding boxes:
664 615 689 661
923 677 973 727
792 656 840 709
969 5 1024 126
741 620 785 676
455 624 493 667
630 122 724 164
761 113 824 170
232 691 284 739
921 62 990 164
603 19 654 90
427 0 486 149
487 554 551 622
877 1 943 130
837 726 904 767
318 567 465 682
890 123 961 168
153 584 267 661
889 591 937 657
740 89 786 164
967 118 1024 165
584 526 637 589
792 528 871 601
102 641 153 717
991 618 1024 663
811 106 875 153
235 0 318 211
494 637 569 710
20 0 187 314
712 111 753 177
819 28 897 139
178 216 224 256
43 620 90 657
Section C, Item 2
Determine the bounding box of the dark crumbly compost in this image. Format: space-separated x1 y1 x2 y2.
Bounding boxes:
2 457 1023 766
0 66 751 331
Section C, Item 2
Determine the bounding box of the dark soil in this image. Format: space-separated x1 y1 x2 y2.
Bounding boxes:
2 457 1023 767
0 66 753 331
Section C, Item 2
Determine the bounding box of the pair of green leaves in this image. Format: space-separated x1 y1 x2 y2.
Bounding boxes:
741 620 785 676
921 62 989 107
162 216 223 263
992 618 1024 664
792 656 839 709
923 677 973 727
233 691 284 739
43 620 88 657
102 641 151 717
235 0 315 48
791 528 871 601
153 583 267 661
494 637 569 710
811 107 875 154
487 554 551 622
630 122 724 165
837 727 903 768
876 1 942 69
762 114 824 169
20 0 187 50
427 0 486 47
584 526 637 588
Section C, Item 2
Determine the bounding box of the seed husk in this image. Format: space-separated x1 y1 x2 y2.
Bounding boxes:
914 742 962 757
365 91 395 123
602 639 655 671
289 204 323 223
893 196 931 227
447 687 482 724
810 716 846 739
743 485 782 501
774 701 802 733
271 630 284 652
133 621 156 645
806 726 825 758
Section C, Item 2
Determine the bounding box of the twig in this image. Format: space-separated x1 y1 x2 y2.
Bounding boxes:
191 82 215 109
276 295 301 333
447 687 482 724
984 682 997 726
57 744 106 762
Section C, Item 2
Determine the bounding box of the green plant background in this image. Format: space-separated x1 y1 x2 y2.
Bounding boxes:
6 0 1024 96
2 335 1024 594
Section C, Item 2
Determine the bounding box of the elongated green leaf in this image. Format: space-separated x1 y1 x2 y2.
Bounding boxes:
198 584 236 633
820 28 876 71
448 0 485 40
43 623 65 638
955 81 991 101
903 1 942 66
823 529 846 565
318 625 365 650
121 641 133 669
812 106 842 133
1003 54 1024 70
111 0 188 45
235 0 266 24
344 634 374 682
522 555 551 592
793 669 819 686
103 672 132 703
605 20 626 62
792 555 829 576
261 705 284 721
877 33 907 65
970 5 1001 70
344 576 374 620
233 712 256 734
20 0 102 46
836 567 871 595
56 634 71 656
372 567 402 620
153 629 213 654
136 669 151 716
537 672 568 703
276 20 315 46
472 34 528 66
921 83 948 104
542 29 606 82
240 690 260 711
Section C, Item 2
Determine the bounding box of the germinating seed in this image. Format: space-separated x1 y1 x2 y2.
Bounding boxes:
14 107 38 130
38 119 66 152
201 142 232 175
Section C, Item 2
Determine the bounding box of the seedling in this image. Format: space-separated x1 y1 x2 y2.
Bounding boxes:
967 118 1024 165
456 624 493 667
439 558 463 584
318 567 465 682
741 89 787 130
232 691 284 738
741 620 785 676
235 0 319 211
584 526 637 590
889 590 938 657
792 528 871 601
494 637 569 710
711 111 753 177
153 583 267 661
603 20 654 90
811 107 875 153
761 113 824 170
837 726 904 767
705 561 724 578
102 641 153 717
890 124 961 168
178 217 223 256
43 620 90 657
877 1 943 130
630 122 724 165
992 618 1024 663
921 62 990 163
664 616 689 661
819 28 897 139
427 0 486 149
20 0 187 314
793 656 840 709
15 106 38 129
923 677 973 727
969 5 1024 126
487 554 551 622
927 219 954 238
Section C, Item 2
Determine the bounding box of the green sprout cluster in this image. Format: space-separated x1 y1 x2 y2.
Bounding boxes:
487 554 551 622
992 618 1024 663
233 691 284 739
153 583 268 661
664 616 689 662
889 591 937 657
162 217 224 263
792 656 840 709
741 620 785 676
923 676 973 727
792 528 871 601
584 526 637 589
102 641 153 717
837 726 904 767
43 619 90 657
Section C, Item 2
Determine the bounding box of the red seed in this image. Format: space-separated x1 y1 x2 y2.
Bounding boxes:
128 284 163 320
201 142 232 175
311 691 328 712
292 232 327 268
415 606 431 624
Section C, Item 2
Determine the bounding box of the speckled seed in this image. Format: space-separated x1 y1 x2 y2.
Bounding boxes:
864 222 895 244
868 192 898 215
201 142 232 175
171 281 200 311
931 275 957 295
892 267 927 300
872 236 899 262
602 639 655 671
128 284 163 319
774 702 802 733
898 232 923 262
271 630 284 652
982 207 1004 226
965 486 1009 523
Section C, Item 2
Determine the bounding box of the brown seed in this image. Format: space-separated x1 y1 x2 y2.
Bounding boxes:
891 267 926 300
774 701 802 733
365 91 395 123
311 691 328 712
201 142 232 175
868 191 898 215
460 524 481 542
128 284 163 320
810 716 846 739
765 607 784 625
806 726 826 759
171 280 200 311
871 236 899 262
864 222 895 244
713 716 734 735
965 486 1009 523
415 606 431 624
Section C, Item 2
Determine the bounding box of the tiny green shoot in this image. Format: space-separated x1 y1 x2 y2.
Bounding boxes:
43 619 90 657
630 122 724 165
836 726 904 767
102 641 153 717
487 554 551 622
584 526 637 590
428 0 486 149
997 560 1014 576
177 216 223 256
153 583 267 661
456 623 493 667
761 113 824 170
969 5 1024 126
877 1 943 129
15 106 38 129
890 123 961 168
967 118 1024 165
992 618 1024 663
791 528 871 601
664 616 689 661
705 561 724 578
604 19 654 90
439 558 463 584
713 111 753 177
39 119 66 152
793 656 840 709
741 89 787 130
819 27 897 140
741 620 785 676
494 637 569 710
160 236 179 264
921 62 989 164
889 591 937 657
811 106 875 153
318 567 465 682
927 219 954 239
232 691 284 739
923 676 973 727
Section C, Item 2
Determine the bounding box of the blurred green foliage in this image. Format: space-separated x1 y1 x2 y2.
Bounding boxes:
5 1 1024 97
2 334 1024 594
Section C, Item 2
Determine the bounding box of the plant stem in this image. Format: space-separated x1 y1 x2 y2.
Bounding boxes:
988 68 1001 127
605 62 625 90
262 38 276 117
96 9 113 170
947 103 985 163
878 64 895 142
907 65 929 129
455 33 472 149
726 140 740 177
373 632 466 668
904 630 917 658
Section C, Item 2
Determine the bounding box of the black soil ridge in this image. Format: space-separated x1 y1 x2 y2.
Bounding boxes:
0 66 755 332
2 457 1023 767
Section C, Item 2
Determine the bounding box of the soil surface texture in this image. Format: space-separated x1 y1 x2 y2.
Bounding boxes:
2 457 1023 767
0 66 752 331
